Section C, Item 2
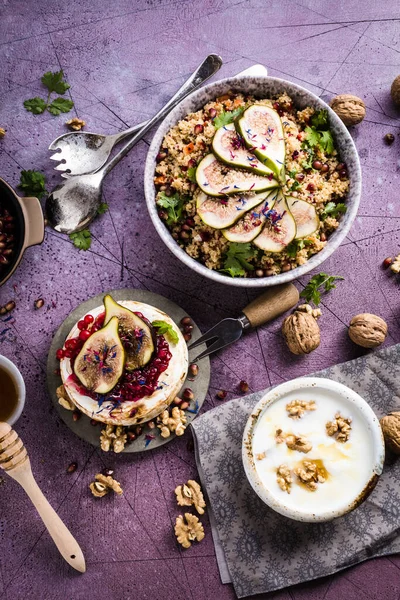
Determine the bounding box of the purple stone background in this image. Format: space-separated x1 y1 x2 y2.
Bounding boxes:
1 1 400 598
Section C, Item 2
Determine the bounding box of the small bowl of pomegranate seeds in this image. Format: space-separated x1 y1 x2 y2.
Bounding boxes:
0 178 44 286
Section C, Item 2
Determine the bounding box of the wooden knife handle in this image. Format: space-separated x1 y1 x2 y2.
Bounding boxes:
242 283 299 328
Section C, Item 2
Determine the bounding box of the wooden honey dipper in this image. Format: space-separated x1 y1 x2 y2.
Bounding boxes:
0 422 86 573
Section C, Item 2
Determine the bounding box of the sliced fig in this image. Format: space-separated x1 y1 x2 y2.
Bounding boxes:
196 153 278 197
236 105 285 179
253 192 296 252
103 294 155 370
212 123 274 176
196 190 271 229
222 190 278 242
287 196 320 239
74 316 125 394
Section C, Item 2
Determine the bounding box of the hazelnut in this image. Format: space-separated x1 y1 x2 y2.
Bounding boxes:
380 412 400 454
282 311 320 355
348 313 387 348
390 75 400 106
330 94 366 126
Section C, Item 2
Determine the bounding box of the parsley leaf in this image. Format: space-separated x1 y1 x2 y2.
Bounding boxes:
69 229 92 251
303 111 335 156
302 151 314 170
152 320 179 344
23 97 47 114
220 242 256 277
24 70 74 116
41 70 70 95
319 130 334 154
310 110 329 129
305 126 320 147
300 272 344 305
290 180 301 192
187 166 197 182
288 169 297 179
48 97 74 115
286 238 313 258
213 107 244 130
97 202 109 215
19 170 47 199
320 201 347 220
156 192 185 226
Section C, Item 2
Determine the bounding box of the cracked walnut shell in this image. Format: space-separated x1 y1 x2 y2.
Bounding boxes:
391 75 400 106
175 480 206 515
89 473 123 498
348 313 387 348
282 310 320 355
380 412 400 454
174 513 205 548
330 94 366 126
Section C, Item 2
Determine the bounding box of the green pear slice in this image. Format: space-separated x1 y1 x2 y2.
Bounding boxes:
103 294 155 370
222 190 278 243
287 197 320 239
236 105 285 179
74 316 125 394
196 190 271 229
195 153 279 197
253 191 296 252
212 123 274 176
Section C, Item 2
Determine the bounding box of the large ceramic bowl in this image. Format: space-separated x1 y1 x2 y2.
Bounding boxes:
242 378 384 522
144 73 361 287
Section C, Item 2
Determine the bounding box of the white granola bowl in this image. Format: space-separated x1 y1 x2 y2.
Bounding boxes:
60 300 188 426
242 377 385 523
144 75 362 287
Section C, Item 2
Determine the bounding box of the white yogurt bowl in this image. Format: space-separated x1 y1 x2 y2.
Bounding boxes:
242 377 385 522
0 355 26 426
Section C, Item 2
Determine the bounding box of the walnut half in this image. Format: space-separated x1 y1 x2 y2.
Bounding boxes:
175 480 206 515
157 407 187 438
286 399 316 419
175 513 205 548
326 412 352 442
100 424 127 453
285 434 312 454
89 473 123 498
294 460 326 491
276 464 292 494
56 385 74 411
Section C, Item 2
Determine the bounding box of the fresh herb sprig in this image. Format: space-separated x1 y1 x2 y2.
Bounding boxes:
300 272 344 305
220 242 256 277
152 320 179 344
320 201 347 220
24 70 74 116
19 170 47 199
286 238 313 259
156 192 185 226
97 202 109 215
186 167 197 183
69 229 92 251
213 107 244 130
303 109 334 155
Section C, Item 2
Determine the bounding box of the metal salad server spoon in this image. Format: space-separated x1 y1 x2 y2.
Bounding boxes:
48 119 147 178
45 54 222 234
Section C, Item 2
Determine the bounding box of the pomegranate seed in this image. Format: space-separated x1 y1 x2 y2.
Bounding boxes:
34 298 44 309
156 151 167 162
65 338 78 350
239 380 249 393
188 158 197 168
384 133 395 145
180 401 190 410
102 468 114 477
72 410 81 422
127 431 136 442
183 324 193 333
56 349 64 360
147 420 156 430
306 183 315 192
183 332 192 342
320 232 327 242
186 217 195 227
292 150 299 160
77 319 87 330
173 397 183 406
209 107 217 118
95 313 105 326
216 390 227 400
183 388 194 401
84 314 94 325
181 316 192 326
339 169 347 179
135 425 143 436
295 173 305 182
90 419 98 426
67 462 77 474
79 329 91 342
64 349 73 359
383 257 393 268
194 124 204 134
336 163 345 171
189 363 199 377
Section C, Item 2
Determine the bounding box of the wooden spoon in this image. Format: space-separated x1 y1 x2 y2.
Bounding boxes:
0 422 86 573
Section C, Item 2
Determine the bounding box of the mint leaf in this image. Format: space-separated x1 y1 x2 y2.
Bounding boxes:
156 192 185 226
48 97 74 115
97 202 109 215
300 272 344 305
19 170 47 199
69 229 92 251
41 70 70 95
213 107 244 130
187 166 197 182
320 201 347 220
152 320 179 344
23 97 47 114
220 242 256 277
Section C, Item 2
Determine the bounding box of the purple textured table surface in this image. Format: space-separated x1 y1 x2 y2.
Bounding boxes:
1 1 400 599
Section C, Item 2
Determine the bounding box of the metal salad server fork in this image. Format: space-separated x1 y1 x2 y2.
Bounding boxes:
45 54 223 234
48 119 147 178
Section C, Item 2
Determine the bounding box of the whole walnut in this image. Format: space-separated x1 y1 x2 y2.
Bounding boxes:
330 94 366 126
348 313 387 348
380 412 400 454
282 310 320 355
390 75 400 106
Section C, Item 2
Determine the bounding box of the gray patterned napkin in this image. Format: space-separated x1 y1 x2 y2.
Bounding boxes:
191 345 400 598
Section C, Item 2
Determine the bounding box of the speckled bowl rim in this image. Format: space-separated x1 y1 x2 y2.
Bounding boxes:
242 377 385 522
144 75 362 287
